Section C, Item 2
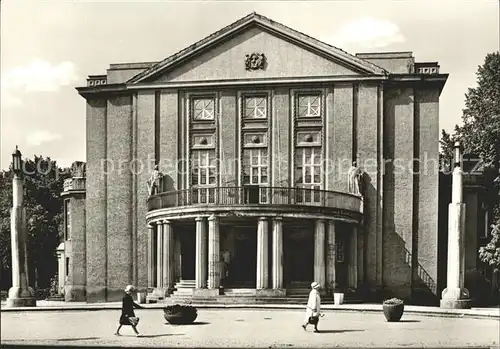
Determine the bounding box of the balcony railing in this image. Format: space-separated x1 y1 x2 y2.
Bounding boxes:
147 186 362 213
63 177 86 192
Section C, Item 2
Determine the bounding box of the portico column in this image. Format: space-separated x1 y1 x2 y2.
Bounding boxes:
326 221 337 291
147 224 155 289
348 226 358 289
257 217 269 289
162 220 174 293
207 215 220 289
314 219 326 288
156 222 164 290
195 217 207 289
272 217 283 289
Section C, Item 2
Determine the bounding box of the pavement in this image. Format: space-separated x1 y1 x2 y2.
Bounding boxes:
1 300 499 319
1 307 500 348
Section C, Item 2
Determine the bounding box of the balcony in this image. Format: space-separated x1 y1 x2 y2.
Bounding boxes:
147 186 363 221
62 178 86 195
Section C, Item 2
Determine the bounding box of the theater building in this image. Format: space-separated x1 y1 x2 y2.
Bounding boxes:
73 12 449 303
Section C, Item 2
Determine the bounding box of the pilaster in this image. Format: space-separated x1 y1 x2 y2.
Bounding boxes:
195 217 207 289
207 215 220 289
156 222 164 291
147 224 155 289
162 220 174 293
272 217 283 289
326 221 337 291
257 217 269 289
314 219 326 288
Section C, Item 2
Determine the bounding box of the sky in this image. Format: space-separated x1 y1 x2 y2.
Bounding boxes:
1 0 499 170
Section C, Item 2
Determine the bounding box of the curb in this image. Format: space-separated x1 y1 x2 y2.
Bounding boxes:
1 303 499 320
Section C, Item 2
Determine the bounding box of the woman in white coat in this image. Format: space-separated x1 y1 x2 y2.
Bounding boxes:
302 281 321 333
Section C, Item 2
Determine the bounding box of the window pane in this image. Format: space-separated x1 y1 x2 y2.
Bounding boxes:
252 176 258 183
295 169 302 183
252 168 258 177
261 176 268 183
243 175 250 184
261 167 268 177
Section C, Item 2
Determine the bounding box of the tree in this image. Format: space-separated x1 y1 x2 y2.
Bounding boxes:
0 156 71 290
439 51 500 279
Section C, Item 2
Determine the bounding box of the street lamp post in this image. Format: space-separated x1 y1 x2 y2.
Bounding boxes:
6 146 36 307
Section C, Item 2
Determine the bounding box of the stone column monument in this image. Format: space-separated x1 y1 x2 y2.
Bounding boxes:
440 142 472 309
6 146 36 307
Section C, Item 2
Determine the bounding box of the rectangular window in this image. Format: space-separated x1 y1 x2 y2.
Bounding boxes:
295 147 322 203
66 257 70 276
64 199 71 240
298 94 321 117
191 149 216 203
244 96 267 119
242 148 269 203
192 97 215 120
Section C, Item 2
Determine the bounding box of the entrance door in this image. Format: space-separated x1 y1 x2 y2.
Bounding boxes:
284 227 314 287
180 229 196 280
229 227 257 287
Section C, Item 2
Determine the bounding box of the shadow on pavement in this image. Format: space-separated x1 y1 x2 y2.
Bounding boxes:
397 320 421 323
140 334 183 338
164 321 210 326
316 329 364 334
57 337 100 341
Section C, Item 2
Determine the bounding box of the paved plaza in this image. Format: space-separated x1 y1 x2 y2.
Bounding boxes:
1 308 499 348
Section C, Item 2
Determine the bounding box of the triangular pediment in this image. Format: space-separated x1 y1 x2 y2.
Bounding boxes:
128 13 386 84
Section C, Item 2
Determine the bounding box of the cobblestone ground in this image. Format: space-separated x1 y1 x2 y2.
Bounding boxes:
1 309 499 348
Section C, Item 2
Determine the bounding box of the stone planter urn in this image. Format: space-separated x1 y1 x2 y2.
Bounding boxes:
163 305 198 324
382 298 404 322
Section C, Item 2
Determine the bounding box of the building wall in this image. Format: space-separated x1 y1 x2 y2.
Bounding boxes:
85 99 108 302
156 27 363 82
64 194 86 302
82 79 442 302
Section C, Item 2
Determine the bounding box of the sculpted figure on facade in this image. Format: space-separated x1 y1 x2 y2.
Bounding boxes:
147 165 163 196
347 161 364 197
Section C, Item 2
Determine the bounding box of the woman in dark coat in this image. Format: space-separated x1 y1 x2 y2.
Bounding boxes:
114 285 144 337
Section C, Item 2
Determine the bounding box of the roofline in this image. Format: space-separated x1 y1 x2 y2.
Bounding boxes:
127 12 387 84
76 73 448 99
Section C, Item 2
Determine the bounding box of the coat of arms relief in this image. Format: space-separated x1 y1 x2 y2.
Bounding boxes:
245 53 266 71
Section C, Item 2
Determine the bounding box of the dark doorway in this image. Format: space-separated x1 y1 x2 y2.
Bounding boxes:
228 227 257 287
283 225 314 287
335 229 350 289
180 228 196 280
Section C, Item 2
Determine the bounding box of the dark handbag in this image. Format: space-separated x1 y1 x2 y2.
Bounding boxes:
308 316 319 325
128 316 140 326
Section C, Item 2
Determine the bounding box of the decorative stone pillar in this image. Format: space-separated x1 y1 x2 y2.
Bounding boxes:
207 215 220 289
156 222 164 291
348 225 358 289
56 243 65 295
440 142 471 309
272 217 283 289
6 147 35 307
162 220 174 294
326 221 337 291
195 217 207 289
147 224 155 289
314 219 326 288
256 217 269 289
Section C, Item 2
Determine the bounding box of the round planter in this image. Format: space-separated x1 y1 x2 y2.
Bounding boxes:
163 305 198 324
383 303 404 322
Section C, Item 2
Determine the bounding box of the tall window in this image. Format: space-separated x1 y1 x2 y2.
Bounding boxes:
64 199 71 240
295 147 322 203
242 148 269 203
191 149 216 203
298 94 321 117
192 97 215 120
244 96 267 119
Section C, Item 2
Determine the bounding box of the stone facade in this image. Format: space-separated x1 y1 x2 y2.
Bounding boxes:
74 13 450 303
